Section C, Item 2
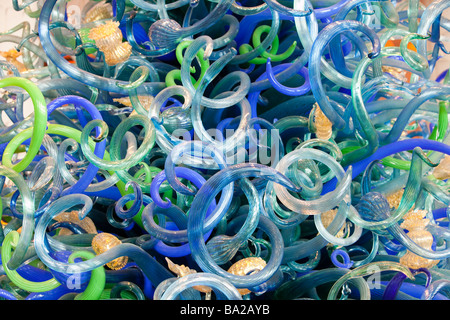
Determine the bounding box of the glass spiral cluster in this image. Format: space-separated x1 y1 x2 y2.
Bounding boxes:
0 0 448 301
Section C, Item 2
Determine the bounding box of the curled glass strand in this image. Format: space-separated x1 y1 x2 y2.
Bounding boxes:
400 33 430 72
142 202 189 244
239 25 297 65
115 181 143 220
0 77 47 173
33 194 195 295
109 281 146 300
0 0 449 302
382 86 450 145
147 166 226 234
80 115 155 171
421 279 450 300
68 250 105 300
2 231 61 292
416 0 450 79
164 141 229 193
47 95 106 196
191 95 251 157
308 20 381 130
205 177 260 265
0 165 34 270
115 65 152 93
313 204 363 247
263 0 313 17
188 163 300 289
180 36 251 109
39 0 166 94
327 261 415 300
271 148 351 216
266 58 311 96
56 138 118 194
25 154 55 193
273 267 369 300
158 272 242 300
349 147 436 230
147 0 234 53
129 0 190 13
383 268 431 300
231 9 281 66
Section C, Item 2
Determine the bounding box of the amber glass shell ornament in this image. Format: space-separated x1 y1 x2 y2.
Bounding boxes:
165 258 211 293
399 209 438 270
0 49 27 73
227 257 267 295
310 103 333 140
91 232 128 270
88 21 132 66
432 155 450 180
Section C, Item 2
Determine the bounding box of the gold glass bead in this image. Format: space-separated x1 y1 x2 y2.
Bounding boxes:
227 257 267 295
165 257 211 293
91 232 128 270
88 21 132 66
54 210 97 236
